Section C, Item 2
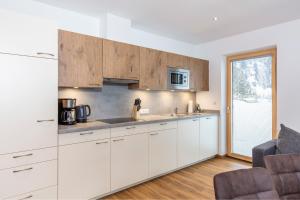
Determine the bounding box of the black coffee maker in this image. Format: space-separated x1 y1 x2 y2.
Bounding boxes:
58 98 77 125
75 105 91 123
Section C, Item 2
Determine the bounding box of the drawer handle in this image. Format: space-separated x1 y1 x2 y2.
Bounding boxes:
37 119 55 123
126 126 136 130
13 153 33 159
18 195 33 200
192 119 198 121
13 167 33 173
96 141 108 145
80 132 94 136
160 123 168 126
37 52 54 57
113 138 124 142
206 117 211 120
150 133 159 136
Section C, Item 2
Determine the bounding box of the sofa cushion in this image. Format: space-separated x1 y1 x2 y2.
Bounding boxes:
264 154 300 199
277 124 300 154
214 168 280 200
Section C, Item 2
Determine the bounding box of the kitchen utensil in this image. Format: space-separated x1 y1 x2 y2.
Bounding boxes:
75 105 91 123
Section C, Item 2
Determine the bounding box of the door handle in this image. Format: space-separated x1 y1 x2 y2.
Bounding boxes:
13 167 33 173
13 153 33 159
112 138 125 142
18 195 33 200
36 52 55 57
80 132 94 136
96 141 108 145
37 119 55 123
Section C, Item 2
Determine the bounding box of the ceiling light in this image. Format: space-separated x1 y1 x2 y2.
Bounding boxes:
213 17 218 21
146 88 151 91
170 90 175 92
73 87 79 89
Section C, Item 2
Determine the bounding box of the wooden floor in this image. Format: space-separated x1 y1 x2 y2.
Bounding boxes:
104 157 250 200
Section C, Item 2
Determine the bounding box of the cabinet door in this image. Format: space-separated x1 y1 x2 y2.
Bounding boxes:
58 139 110 199
188 58 209 91
149 129 177 177
58 30 103 88
111 133 148 191
138 47 167 90
166 52 188 68
199 116 219 160
0 54 57 155
0 9 57 58
177 118 200 167
103 40 140 80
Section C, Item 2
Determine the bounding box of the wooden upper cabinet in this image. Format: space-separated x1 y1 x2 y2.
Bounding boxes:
58 30 103 88
137 47 168 90
188 58 209 91
166 52 188 68
103 40 140 80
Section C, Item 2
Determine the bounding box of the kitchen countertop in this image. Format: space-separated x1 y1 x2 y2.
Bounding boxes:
58 111 219 134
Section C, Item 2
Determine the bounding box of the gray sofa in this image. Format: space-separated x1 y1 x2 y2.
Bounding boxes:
252 139 278 167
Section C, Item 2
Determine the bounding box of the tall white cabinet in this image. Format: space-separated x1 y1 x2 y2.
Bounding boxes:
0 9 58 200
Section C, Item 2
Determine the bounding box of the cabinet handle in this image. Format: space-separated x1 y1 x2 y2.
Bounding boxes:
13 153 33 159
150 133 159 136
192 119 198 122
36 52 55 57
37 119 55 123
96 141 108 145
80 132 94 136
206 117 211 120
89 83 101 86
112 138 125 142
160 123 168 126
18 195 33 200
126 126 136 130
13 167 33 173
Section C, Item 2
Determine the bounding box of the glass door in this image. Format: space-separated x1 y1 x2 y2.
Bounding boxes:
227 48 277 161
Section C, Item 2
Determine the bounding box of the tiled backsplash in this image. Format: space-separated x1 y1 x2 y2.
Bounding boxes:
59 84 196 119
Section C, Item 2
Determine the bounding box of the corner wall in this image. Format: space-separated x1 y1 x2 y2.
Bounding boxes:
195 19 300 155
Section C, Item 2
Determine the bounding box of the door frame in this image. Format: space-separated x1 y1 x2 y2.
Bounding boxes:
226 48 277 162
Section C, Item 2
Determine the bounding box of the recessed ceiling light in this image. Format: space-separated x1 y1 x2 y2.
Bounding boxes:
170 90 175 92
73 87 79 89
146 88 151 91
213 17 218 21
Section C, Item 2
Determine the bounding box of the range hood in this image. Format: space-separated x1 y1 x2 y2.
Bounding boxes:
103 78 139 84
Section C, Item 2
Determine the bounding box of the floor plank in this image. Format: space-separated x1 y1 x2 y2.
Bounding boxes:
104 157 250 199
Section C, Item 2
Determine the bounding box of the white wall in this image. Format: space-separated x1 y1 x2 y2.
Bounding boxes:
196 19 300 155
0 0 100 36
0 0 197 57
104 14 197 57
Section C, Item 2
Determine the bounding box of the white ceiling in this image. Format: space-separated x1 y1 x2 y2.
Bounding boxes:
35 0 300 44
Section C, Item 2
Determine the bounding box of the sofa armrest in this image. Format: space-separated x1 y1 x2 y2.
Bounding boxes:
252 140 277 167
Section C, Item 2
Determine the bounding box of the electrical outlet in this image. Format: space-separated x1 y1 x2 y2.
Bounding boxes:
140 108 150 114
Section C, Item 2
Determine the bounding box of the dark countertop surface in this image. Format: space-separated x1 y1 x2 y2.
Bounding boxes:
58 110 220 134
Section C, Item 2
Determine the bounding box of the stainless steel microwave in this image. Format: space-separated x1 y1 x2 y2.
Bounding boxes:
167 67 190 90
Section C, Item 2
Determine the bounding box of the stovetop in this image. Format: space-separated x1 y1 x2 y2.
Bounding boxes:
97 117 137 124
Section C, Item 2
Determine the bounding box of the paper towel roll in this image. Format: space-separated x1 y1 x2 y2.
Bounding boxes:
188 100 193 114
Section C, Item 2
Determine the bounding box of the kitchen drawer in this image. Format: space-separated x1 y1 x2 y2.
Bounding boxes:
0 147 57 170
148 121 177 132
0 160 57 199
4 186 57 200
111 124 149 138
59 129 110 146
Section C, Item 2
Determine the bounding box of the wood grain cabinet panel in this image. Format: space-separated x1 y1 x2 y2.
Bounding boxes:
188 58 209 91
132 47 167 90
58 30 103 88
103 40 140 80
166 52 189 68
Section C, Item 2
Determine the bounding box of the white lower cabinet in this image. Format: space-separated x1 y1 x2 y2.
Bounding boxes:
0 160 57 199
149 129 177 177
5 186 57 200
58 139 110 199
177 118 200 167
111 133 148 191
199 116 219 160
